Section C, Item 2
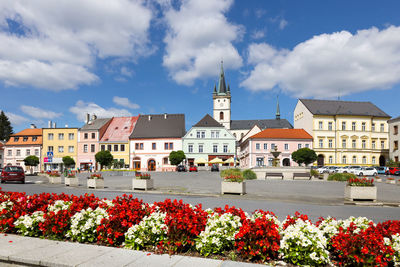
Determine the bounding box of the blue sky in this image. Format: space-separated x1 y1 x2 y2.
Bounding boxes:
1 0 400 132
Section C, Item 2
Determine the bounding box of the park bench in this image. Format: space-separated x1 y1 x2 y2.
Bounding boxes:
293 172 311 180
265 172 284 179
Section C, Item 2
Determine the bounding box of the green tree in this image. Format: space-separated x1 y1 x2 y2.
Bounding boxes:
23 155 39 174
169 150 186 166
0 111 13 141
291 148 317 166
95 150 114 170
62 156 76 168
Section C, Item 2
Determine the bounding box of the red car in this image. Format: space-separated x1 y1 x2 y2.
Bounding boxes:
189 166 198 172
386 167 400 175
1 166 25 184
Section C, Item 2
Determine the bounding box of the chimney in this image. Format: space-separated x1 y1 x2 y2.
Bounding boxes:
91 114 97 120
53 122 56 128
164 113 167 119
30 124 36 129
148 115 151 121
86 113 90 124
48 120 52 128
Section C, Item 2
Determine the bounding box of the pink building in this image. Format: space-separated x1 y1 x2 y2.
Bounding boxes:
77 117 112 171
239 129 313 168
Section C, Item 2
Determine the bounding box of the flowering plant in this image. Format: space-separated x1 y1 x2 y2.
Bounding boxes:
347 177 374 186
89 173 103 179
223 175 244 183
67 173 76 178
49 171 60 177
135 173 151 179
14 211 45 237
387 177 395 180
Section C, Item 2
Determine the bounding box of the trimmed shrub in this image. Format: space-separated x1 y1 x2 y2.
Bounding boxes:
328 173 356 181
310 169 319 177
220 168 242 178
243 169 257 180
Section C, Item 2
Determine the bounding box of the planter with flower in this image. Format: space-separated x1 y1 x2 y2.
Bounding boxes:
132 173 153 191
344 177 376 201
65 173 78 187
374 175 382 182
48 171 61 184
87 173 104 189
386 177 396 184
221 174 246 195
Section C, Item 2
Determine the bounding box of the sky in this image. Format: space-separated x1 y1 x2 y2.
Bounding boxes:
1 0 400 132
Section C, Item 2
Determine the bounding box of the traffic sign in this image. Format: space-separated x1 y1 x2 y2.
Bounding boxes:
47 151 54 157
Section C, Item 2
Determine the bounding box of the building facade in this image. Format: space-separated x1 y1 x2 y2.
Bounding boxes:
3 127 42 173
129 114 185 171
42 127 78 171
0 142 4 168
294 99 390 166
77 116 112 171
388 116 400 163
183 114 236 166
99 116 138 168
239 129 313 168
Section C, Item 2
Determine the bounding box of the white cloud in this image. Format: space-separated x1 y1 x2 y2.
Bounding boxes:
0 0 153 91
69 100 132 122
251 29 266 40
4 112 29 126
113 96 140 109
279 19 288 30
162 0 243 85
120 67 134 78
241 26 400 98
20 105 62 119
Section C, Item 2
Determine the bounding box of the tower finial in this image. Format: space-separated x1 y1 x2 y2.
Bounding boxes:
276 95 280 120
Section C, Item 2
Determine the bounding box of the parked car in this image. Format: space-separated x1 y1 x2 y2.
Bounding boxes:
348 166 362 174
326 166 339 174
189 166 198 172
353 167 378 176
1 166 25 183
374 166 387 175
176 165 186 172
336 166 350 173
317 166 328 174
385 167 400 175
211 164 219 172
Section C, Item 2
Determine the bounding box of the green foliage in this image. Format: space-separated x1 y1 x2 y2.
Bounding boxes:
291 148 317 166
310 169 319 177
169 150 186 166
220 168 242 178
387 159 400 167
0 111 13 141
95 150 114 170
23 155 39 167
112 159 124 169
62 156 75 168
328 173 356 181
242 169 257 180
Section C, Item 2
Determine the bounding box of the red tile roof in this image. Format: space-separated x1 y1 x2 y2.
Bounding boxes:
100 116 139 142
250 128 313 140
6 129 43 146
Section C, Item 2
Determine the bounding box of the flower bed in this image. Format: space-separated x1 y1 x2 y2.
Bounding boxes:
135 173 151 179
1 187 399 266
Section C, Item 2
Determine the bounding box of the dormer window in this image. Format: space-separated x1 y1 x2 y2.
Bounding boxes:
23 136 28 142
32 136 37 141
14 137 19 142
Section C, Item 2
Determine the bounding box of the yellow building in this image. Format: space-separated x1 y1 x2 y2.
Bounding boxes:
294 99 390 166
42 127 78 171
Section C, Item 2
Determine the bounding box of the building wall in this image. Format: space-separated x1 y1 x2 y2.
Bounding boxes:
293 101 314 135
129 138 182 171
99 142 130 167
3 145 42 172
0 148 3 168
389 120 400 162
77 130 100 170
42 128 78 171
213 95 231 129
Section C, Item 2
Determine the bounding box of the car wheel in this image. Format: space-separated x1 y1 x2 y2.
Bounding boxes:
21 180 25 184
0 179 4 183
359 172 363 176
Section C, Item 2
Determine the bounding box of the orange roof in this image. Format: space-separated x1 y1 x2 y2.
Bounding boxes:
250 128 313 140
10 128 42 136
6 128 43 146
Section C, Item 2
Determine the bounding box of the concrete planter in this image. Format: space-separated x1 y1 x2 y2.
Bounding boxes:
386 179 396 184
397 180 400 186
323 173 329 180
87 178 104 189
374 177 382 182
344 186 377 201
132 178 154 191
65 177 79 187
221 181 246 195
49 176 61 184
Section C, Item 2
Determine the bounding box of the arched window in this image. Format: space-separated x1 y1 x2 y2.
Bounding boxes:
219 111 224 120
352 156 357 164
362 156 367 164
342 156 347 164
372 156 376 165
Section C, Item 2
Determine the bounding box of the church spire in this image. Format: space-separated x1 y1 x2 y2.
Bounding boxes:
217 60 228 95
276 95 280 120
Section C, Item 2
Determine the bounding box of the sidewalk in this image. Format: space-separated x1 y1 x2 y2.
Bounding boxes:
0 234 268 267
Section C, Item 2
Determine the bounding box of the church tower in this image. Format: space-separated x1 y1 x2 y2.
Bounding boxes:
213 61 231 129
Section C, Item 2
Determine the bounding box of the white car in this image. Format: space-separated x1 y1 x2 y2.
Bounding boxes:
348 166 362 174
317 166 328 174
353 167 378 176
326 166 338 174
336 166 350 173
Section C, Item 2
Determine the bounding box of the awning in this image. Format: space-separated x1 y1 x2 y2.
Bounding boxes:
209 157 224 164
194 158 208 164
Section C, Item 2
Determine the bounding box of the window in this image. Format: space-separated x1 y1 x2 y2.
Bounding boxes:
91 144 95 153
188 144 193 153
135 143 139 150
342 156 347 164
23 136 28 142
84 133 88 139
319 139 323 148
169 143 173 150
329 156 333 164
395 125 399 135
395 141 399 150
318 121 323 130
298 144 302 149
164 143 168 150
219 112 224 120
48 146 53 152
264 143 268 150
101 145 105 151
372 156 376 165
352 156 357 164
48 133 53 140
120 145 125 152
342 122 346 130
201 131 205 138
198 144 203 153
211 131 215 138
58 146 64 153
328 122 333 131
7 150 12 156
362 156 367 164
35 149 39 156
352 122 356 131
114 144 119 152
83 145 88 153
381 141 385 149
380 123 385 132
256 157 264 167
362 140 366 149
285 144 289 150
352 139 356 148
196 131 201 138
107 145 112 151
362 122 366 131
329 139 333 148
163 157 168 165
215 132 219 138
152 143 156 150
372 140 376 149
342 139 346 148
32 136 37 141
305 144 310 148
14 137 19 142
69 133 74 140
58 133 64 140
26 149 30 156
271 143 275 150
213 145 218 153
140 143 143 150
372 123 375 132
91 133 95 139
69 146 74 153
223 144 228 153
256 143 260 150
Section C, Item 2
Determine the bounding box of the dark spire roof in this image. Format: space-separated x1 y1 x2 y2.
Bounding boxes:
216 61 229 95
276 95 280 120
193 114 224 128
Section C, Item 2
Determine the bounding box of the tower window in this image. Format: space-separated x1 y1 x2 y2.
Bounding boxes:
219 112 224 120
